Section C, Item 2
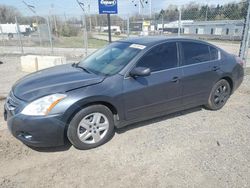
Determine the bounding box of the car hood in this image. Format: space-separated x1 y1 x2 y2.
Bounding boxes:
13 64 105 102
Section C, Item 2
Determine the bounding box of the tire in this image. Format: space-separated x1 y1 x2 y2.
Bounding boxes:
205 79 231 110
67 105 115 150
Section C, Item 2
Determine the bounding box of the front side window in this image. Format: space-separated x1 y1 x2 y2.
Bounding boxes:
136 42 178 72
79 42 142 76
181 42 210 65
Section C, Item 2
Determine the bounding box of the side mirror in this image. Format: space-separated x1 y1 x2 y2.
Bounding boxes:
130 67 151 77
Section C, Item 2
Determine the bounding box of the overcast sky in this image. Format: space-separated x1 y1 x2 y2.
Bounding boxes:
1 0 241 16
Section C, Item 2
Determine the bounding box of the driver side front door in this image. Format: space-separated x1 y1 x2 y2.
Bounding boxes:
122 42 182 121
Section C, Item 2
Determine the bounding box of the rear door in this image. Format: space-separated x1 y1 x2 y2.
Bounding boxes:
180 41 221 106
123 42 182 120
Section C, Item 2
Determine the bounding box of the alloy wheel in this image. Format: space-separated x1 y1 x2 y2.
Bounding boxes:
213 84 230 107
77 113 110 144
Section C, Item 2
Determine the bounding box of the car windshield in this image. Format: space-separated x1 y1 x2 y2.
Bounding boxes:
78 42 142 76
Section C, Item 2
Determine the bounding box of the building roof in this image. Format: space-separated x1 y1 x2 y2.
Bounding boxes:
183 19 244 26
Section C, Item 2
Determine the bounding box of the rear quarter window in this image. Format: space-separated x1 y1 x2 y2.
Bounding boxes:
209 46 219 60
181 42 210 65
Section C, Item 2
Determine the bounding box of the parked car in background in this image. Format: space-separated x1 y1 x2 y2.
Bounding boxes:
4 37 244 150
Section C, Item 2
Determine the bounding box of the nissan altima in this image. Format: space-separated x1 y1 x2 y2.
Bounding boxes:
4 37 244 150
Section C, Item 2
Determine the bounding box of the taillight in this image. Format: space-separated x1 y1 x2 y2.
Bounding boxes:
235 56 245 67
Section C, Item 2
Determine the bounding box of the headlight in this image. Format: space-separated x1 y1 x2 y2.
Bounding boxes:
21 94 67 116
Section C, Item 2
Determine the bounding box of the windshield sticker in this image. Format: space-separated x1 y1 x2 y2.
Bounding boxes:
129 44 146 50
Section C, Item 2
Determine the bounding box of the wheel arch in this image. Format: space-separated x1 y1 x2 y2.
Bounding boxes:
63 100 119 139
221 76 234 93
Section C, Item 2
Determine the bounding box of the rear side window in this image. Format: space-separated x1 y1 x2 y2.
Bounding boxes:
136 42 178 72
210 46 219 60
181 42 210 65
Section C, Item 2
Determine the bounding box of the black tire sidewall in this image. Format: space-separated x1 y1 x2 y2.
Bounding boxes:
207 79 231 110
67 105 115 150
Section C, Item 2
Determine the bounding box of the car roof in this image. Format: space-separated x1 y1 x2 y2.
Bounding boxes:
119 36 210 47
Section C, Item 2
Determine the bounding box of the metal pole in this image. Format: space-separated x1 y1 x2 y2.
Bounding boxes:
36 16 42 46
149 0 152 18
89 15 92 32
245 27 250 66
15 16 24 54
107 14 112 43
88 4 92 32
178 8 182 36
82 15 88 57
53 15 58 37
205 5 208 21
240 0 250 60
127 15 130 37
76 0 88 57
95 14 98 31
51 4 58 37
161 15 164 35
0 21 6 47
244 0 250 61
138 0 141 14
46 17 53 53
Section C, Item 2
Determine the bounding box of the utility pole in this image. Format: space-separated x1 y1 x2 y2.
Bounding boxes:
138 0 141 14
88 3 92 32
127 14 130 37
15 16 24 54
178 7 182 36
160 10 164 35
149 0 152 18
161 15 164 35
51 4 58 37
77 0 88 57
22 1 42 46
95 15 98 31
0 21 6 47
46 16 54 53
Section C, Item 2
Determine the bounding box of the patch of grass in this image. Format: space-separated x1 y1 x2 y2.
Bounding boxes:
54 36 108 49
97 32 126 39
88 38 108 48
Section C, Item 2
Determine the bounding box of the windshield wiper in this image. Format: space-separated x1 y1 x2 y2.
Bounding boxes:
72 62 91 73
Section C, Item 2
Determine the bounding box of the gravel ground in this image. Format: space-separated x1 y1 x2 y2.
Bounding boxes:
0 56 250 188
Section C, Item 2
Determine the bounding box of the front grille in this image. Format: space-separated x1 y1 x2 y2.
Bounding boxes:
6 92 20 111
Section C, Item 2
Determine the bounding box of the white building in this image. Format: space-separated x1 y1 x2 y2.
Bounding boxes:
95 26 121 33
182 20 244 39
0 23 32 34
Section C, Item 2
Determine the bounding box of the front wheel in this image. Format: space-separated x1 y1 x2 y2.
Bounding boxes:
67 105 115 150
205 79 231 110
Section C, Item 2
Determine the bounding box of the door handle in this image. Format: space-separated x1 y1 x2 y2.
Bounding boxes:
171 76 179 83
212 66 220 71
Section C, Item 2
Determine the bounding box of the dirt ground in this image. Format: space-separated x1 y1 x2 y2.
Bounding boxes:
0 55 250 188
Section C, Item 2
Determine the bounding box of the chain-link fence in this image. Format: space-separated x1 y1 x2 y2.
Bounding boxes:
0 1 250 65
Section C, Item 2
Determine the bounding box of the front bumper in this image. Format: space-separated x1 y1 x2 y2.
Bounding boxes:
5 107 67 147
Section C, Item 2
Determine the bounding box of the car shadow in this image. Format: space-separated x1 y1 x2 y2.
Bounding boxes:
27 140 72 153
116 106 203 134
28 106 203 152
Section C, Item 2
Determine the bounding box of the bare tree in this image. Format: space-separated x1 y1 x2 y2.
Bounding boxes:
0 4 22 23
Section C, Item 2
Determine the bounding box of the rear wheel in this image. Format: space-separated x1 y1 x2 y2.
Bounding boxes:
205 79 231 110
67 105 115 150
